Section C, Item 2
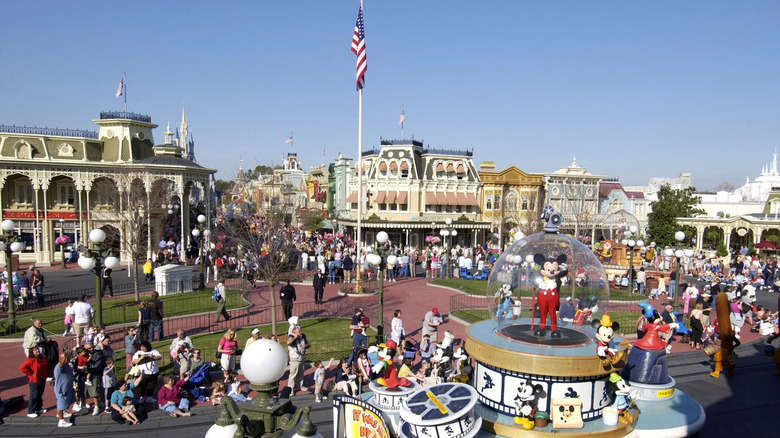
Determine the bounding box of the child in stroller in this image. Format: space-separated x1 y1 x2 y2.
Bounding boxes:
180 362 212 401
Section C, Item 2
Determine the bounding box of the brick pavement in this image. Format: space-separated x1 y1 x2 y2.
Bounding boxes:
0 275 763 421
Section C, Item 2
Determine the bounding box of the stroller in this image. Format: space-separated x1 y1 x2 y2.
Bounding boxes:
402 339 417 361
673 312 691 344
180 363 212 400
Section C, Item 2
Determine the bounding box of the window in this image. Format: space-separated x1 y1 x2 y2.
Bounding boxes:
435 205 443 213
58 184 75 206
486 194 493 210
446 205 453 213
351 202 358 210
505 192 517 210
466 206 473 213
494 193 501 209
426 204 433 212
379 203 387 211
521 195 529 210
609 198 621 213
401 169 409 178
389 204 397 211
400 203 408 211
15 181 34 205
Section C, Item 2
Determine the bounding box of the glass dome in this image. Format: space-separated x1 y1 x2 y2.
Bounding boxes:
599 211 640 243
486 230 610 343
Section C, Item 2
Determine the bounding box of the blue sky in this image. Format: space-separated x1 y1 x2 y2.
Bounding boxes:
2 1 779 190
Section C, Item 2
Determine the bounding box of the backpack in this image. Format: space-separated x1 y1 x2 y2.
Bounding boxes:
211 286 221 302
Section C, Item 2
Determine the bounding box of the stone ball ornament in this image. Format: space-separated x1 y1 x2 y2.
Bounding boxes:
240 338 288 385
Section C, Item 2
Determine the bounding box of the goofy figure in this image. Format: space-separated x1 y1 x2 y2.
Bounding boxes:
533 253 568 338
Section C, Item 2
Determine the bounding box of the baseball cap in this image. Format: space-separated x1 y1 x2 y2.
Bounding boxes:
251 328 260 335
432 307 439 315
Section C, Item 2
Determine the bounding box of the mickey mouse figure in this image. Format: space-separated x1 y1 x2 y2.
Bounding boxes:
592 314 626 368
533 253 568 337
513 381 547 429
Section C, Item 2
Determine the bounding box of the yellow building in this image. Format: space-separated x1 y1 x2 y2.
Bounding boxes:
478 162 544 250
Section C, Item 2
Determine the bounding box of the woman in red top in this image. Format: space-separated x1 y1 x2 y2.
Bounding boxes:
19 347 49 417
156 375 191 417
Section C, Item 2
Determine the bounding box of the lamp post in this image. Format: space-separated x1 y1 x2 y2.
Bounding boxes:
440 218 458 278
663 231 688 300
192 214 211 290
367 231 396 342
620 226 644 294
77 229 119 328
206 339 321 438
0 220 25 333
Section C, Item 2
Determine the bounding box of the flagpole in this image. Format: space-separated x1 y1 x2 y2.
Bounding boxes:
355 1 364 294
123 70 127 118
401 104 404 140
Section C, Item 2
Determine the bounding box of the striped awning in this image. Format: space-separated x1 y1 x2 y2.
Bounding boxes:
446 193 458 205
426 192 436 205
389 162 398 171
346 191 358 203
401 161 409 170
457 193 468 204
397 191 408 204
386 191 397 204
379 162 387 171
436 163 444 172
375 191 386 203
446 163 455 172
436 192 447 205
457 164 465 174
466 193 478 205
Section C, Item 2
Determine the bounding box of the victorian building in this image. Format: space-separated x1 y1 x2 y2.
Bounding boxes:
477 162 544 250
340 139 489 249
543 158 604 240
0 111 215 265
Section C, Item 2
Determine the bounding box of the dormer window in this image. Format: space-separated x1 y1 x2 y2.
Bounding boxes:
435 162 444 178
379 161 388 177
401 161 409 178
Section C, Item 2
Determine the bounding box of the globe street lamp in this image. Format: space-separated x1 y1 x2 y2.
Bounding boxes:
440 218 458 278
192 214 211 290
0 219 25 332
663 231 687 300
206 339 321 438
368 231 396 342
77 228 119 327
620 226 644 294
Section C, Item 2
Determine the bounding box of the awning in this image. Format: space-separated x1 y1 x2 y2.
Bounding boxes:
386 191 397 204
397 192 408 204
446 193 458 205
436 163 444 172
457 193 468 204
466 193 478 206
375 191 386 203
345 191 358 203
436 192 447 205
446 163 455 172
389 162 398 171
401 161 409 171
379 162 387 171
457 164 465 174
426 192 437 205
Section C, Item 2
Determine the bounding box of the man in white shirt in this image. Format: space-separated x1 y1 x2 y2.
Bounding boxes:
71 293 94 338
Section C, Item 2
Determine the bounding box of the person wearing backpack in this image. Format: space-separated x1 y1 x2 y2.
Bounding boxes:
214 282 230 323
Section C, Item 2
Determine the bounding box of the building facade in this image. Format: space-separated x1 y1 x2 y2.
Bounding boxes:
0 112 215 265
340 139 490 249
543 158 604 240
478 162 544 250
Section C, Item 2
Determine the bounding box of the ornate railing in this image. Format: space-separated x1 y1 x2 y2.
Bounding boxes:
423 147 473 157
0 124 98 139
99 111 151 123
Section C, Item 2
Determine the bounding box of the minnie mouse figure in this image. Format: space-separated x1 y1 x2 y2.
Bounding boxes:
533 253 568 337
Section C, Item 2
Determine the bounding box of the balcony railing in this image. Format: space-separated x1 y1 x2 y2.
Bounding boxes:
0 125 98 139
99 111 152 123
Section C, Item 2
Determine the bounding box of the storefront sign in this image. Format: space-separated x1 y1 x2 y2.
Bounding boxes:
3 210 84 220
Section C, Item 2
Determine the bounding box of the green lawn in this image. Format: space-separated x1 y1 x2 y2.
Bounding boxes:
1 288 246 337
111 317 376 379
432 278 645 302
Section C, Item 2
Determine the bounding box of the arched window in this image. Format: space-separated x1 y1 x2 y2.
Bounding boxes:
494 193 501 209
505 192 517 210
486 194 493 210
521 195 529 210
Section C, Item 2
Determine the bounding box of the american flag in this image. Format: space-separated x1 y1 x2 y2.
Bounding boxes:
351 7 367 90
115 78 123 98
399 108 406 125
285 136 293 144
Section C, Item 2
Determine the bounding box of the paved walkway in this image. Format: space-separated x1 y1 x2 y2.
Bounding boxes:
0 274 765 426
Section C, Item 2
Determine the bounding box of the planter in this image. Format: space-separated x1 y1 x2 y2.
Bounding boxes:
534 411 549 428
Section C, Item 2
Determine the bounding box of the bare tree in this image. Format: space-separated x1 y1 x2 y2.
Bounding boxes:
217 217 298 335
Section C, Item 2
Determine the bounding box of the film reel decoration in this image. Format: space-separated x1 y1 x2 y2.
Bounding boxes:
399 383 481 438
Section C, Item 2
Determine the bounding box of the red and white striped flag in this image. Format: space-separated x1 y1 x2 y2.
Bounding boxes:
351 6 367 90
399 108 406 125
285 136 293 144
115 78 124 98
